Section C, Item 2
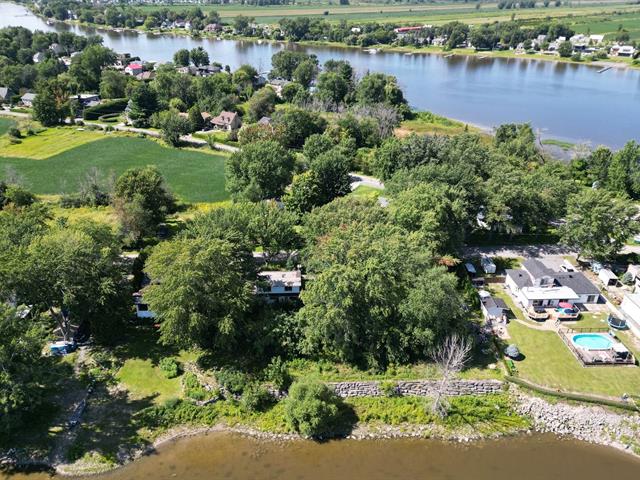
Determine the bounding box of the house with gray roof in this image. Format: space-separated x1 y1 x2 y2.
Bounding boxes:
505 258 600 308
21 92 37 107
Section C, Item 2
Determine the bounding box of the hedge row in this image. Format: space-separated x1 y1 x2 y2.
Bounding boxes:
83 98 128 120
505 375 639 412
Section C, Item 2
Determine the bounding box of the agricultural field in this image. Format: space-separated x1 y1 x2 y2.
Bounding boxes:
138 1 640 29
0 133 229 203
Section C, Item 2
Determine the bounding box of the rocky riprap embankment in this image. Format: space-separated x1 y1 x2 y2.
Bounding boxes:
516 394 640 453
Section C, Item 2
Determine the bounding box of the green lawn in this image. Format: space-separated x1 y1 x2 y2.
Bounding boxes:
0 136 229 203
398 111 478 137
507 320 640 398
350 185 383 198
0 127 106 159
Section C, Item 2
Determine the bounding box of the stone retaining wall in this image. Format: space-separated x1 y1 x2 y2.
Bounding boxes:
329 379 504 398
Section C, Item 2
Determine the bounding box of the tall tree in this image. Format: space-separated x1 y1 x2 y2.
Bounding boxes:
560 189 639 261
144 238 254 350
225 140 295 201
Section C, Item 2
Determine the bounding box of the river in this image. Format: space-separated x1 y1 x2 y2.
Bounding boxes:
2 432 640 479
2 2 640 148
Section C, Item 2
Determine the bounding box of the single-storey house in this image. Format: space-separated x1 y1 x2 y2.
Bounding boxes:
210 111 241 131
124 62 144 76
505 258 600 307
21 92 37 107
619 293 640 337
257 270 302 302
479 290 507 321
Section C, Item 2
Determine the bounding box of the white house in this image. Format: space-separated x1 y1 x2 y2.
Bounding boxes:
124 62 144 76
611 44 636 57
21 92 37 107
257 270 302 301
619 294 640 338
505 258 600 308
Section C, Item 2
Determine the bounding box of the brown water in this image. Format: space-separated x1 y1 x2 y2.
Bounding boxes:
3 433 640 480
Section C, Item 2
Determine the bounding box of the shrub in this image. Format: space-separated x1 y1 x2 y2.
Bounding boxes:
83 98 128 120
241 383 274 412
215 368 249 396
621 271 634 285
159 357 181 379
8 127 21 138
263 356 293 392
182 372 208 401
284 379 344 437
379 380 399 397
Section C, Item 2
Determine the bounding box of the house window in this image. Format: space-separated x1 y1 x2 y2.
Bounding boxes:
284 286 293 292
532 300 542 307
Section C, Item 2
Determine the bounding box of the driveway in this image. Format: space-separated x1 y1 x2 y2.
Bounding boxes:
349 173 384 191
463 244 576 259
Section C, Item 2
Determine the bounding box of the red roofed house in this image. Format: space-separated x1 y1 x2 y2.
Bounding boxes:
125 62 143 76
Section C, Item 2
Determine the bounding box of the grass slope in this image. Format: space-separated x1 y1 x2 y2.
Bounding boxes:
0 136 229 203
0 117 16 136
0 127 106 159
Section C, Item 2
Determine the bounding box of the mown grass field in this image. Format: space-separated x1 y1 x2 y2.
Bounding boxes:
504 309 640 398
138 0 637 26
0 135 229 203
0 126 106 159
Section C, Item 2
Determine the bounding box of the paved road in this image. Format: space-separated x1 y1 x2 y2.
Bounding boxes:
463 244 576 258
349 173 384 191
464 244 640 259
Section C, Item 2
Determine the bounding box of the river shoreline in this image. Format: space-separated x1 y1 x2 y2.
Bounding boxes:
29 9 638 72
3 388 639 478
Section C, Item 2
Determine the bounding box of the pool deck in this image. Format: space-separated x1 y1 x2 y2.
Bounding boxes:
558 328 636 367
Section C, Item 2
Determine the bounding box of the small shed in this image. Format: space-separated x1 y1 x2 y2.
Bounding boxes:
480 257 496 274
479 290 507 320
598 268 618 287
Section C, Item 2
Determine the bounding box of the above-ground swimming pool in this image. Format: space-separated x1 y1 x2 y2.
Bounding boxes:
572 333 613 350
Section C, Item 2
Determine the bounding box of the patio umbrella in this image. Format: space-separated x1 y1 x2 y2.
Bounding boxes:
558 302 573 309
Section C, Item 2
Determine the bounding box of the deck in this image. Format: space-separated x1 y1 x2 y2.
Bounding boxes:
558 327 636 367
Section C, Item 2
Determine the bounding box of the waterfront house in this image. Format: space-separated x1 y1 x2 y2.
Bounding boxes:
21 92 37 107
505 259 600 307
267 78 291 97
257 270 302 302
124 62 144 76
610 44 636 57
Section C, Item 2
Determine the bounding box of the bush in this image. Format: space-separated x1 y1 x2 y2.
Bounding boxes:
159 358 181 379
379 380 399 397
284 379 345 437
83 98 128 121
263 356 293 392
505 344 520 359
241 383 274 412
182 372 209 401
8 127 21 138
621 271 634 285
215 368 249 396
